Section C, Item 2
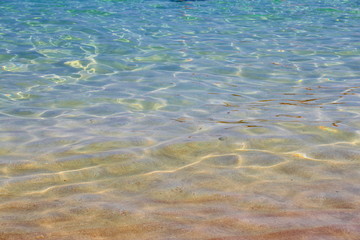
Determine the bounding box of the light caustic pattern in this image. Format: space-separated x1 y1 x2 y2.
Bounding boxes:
0 0 359 239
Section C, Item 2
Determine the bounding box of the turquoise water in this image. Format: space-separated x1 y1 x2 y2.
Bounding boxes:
1 0 360 239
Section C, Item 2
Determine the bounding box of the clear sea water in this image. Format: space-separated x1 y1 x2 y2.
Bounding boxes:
0 0 359 239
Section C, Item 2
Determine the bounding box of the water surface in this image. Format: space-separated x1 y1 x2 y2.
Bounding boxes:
0 0 359 239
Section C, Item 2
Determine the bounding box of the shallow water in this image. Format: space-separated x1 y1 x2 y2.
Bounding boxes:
0 0 360 239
